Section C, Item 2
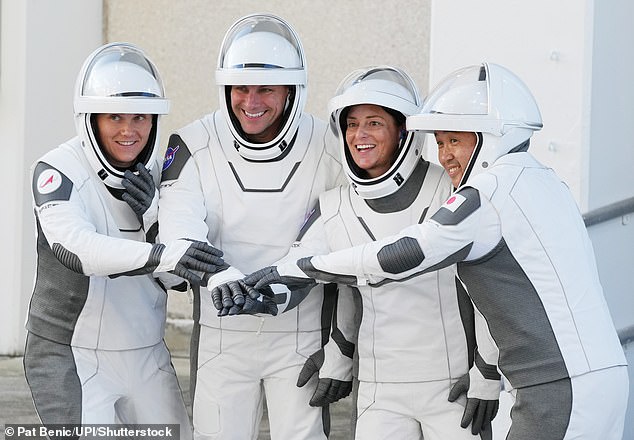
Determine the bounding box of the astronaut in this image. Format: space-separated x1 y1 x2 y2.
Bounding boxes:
157 14 343 440
24 43 223 438
218 65 500 439
246 63 629 440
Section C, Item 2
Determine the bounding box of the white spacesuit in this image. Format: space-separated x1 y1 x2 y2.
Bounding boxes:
157 14 342 440
290 66 500 439
24 43 221 438
248 63 629 440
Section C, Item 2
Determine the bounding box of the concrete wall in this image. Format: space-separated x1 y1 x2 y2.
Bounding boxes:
103 0 431 145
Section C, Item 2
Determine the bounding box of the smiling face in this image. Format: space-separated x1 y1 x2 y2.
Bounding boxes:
435 131 478 188
345 104 403 179
95 113 153 168
230 85 290 143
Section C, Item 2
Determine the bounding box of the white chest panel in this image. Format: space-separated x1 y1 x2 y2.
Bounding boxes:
321 166 469 382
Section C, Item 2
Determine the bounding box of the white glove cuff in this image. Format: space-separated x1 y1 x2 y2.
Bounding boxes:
141 191 159 230
277 261 312 279
206 266 244 291
320 340 353 382
154 239 191 273
467 365 501 400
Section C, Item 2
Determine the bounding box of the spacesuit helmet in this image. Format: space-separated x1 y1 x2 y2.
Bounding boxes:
215 13 307 161
74 42 169 189
407 62 542 187
328 65 423 199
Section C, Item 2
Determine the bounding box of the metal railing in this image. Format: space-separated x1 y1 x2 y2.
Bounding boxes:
583 196 634 227
582 196 634 347
620 326 634 346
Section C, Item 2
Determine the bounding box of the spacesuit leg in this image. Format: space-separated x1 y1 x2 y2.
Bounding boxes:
505 377 572 440
192 326 263 440
24 333 82 426
354 381 422 440
355 381 480 440
262 331 328 440
563 366 628 440
127 342 193 440
71 346 119 423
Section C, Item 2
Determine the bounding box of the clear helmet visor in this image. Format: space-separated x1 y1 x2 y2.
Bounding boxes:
329 66 421 134
216 13 307 86
334 66 420 101
407 63 543 187
409 63 542 135
75 43 169 115
423 65 489 116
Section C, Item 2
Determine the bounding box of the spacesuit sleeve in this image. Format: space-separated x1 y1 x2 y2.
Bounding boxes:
32 162 156 277
158 133 212 244
304 187 497 286
472 299 501 373
329 283 359 360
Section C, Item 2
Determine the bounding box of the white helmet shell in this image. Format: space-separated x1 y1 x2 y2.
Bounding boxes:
215 13 307 161
74 42 169 189
328 66 423 199
407 62 542 186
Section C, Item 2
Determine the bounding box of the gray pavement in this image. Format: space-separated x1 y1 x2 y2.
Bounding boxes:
0 353 354 439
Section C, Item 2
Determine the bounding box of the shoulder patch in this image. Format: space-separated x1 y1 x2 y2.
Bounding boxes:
431 186 481 226
32 162 73 206
442 193 467 212
160 134 192 182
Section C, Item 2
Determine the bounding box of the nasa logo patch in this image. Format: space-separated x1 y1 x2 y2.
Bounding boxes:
443 193 466 212
37 169 62 195
162 145 180 171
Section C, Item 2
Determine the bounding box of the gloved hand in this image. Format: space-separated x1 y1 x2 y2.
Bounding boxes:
239 292 278 316
297 345 353 407
244 259 317 291
448 364 500 435
211 279 277 316
122 163 158 229
152 239 224 287
211 279 247 314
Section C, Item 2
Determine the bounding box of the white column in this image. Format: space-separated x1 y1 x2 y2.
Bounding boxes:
0 0 102 355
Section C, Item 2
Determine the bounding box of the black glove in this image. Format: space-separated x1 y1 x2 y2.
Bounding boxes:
244 261 317 291
211 280 276 316
297 349 352 407
239 293 278 316
448 372 499 435
153 239 224 287
122 163 157 226
211 279 248 314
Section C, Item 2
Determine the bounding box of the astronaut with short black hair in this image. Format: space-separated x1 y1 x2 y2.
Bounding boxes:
25 42 223 437
157 14 343 440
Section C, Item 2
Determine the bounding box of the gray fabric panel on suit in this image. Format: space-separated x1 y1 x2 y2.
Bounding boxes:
506 377 572 440
24 332 82 428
